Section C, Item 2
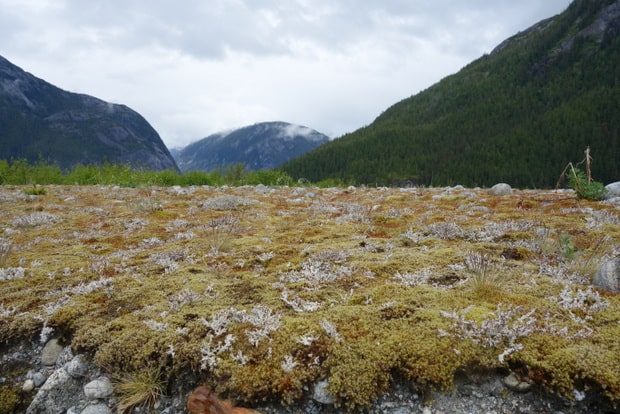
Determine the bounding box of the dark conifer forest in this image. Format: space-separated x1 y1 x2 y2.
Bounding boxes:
281 0 620 188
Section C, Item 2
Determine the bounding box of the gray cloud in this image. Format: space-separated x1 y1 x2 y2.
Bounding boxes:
0 0 572 147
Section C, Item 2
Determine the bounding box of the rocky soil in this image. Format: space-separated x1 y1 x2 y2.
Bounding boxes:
2 338 616 414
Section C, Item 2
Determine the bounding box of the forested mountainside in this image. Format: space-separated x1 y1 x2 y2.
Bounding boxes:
281 0 620 188
0 55 178 171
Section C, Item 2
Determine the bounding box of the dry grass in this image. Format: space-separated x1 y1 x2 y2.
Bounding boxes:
113 366 166 413
0 184 619 411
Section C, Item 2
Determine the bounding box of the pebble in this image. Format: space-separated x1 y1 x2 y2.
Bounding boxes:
41 338 64 366
503 373 533 393
312 380 335 405
23 379 35 392
33 371 47 387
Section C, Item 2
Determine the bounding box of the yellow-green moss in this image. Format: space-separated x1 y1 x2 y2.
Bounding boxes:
1 185 619 409
0 385 20 413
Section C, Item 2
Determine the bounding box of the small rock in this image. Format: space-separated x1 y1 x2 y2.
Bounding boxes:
33 371 47 387
41 339 64 366
593 258 620 293
573 389 586 401
503 373 533 393
84 377 114 399
312 380 335 405
80 403 112 414
23 379 35 392
254 184 268 193
488 183 513 196
66 355 89 378
56 345 74 367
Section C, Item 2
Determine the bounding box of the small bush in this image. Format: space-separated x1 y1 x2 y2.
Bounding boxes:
23 185 47 196
566 168 607 201
245 169 294 186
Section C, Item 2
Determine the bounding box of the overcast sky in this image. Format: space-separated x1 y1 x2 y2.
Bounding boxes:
0 0 572 148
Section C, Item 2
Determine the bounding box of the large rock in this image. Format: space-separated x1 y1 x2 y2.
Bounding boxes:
488 183 513 196
27 368 83 414
605 182 620 198
83 377 114 400
593 258 620 293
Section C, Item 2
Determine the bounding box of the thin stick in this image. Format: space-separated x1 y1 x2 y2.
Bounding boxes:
584 146 592 184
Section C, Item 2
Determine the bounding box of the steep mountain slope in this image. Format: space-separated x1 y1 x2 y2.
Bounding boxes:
0 55 178 171
281 0 620 188
174 121 329 172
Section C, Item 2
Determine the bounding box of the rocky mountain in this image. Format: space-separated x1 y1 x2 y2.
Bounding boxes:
0 55 178 171
173 121 329 172
281 0 620 188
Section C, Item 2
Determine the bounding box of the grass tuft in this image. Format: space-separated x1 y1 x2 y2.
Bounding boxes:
113 367 166 413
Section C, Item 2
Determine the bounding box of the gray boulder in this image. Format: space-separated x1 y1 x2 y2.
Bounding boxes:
27 368 83 414
604 182 620 199
593 258 620 293
488 183 513 196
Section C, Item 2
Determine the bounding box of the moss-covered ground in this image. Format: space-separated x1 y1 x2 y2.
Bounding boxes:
0 185 618 411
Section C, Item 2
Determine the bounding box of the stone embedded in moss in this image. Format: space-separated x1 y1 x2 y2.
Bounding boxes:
593 258 620 293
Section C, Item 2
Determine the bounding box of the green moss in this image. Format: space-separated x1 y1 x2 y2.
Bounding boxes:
326 341 396 411
0 385 20 413
1 185 620 409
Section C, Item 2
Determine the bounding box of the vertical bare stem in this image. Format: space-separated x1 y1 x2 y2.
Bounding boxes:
585 146 592 184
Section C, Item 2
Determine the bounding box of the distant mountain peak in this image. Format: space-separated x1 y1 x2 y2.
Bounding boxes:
173 121 329 172
275 123 327 142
